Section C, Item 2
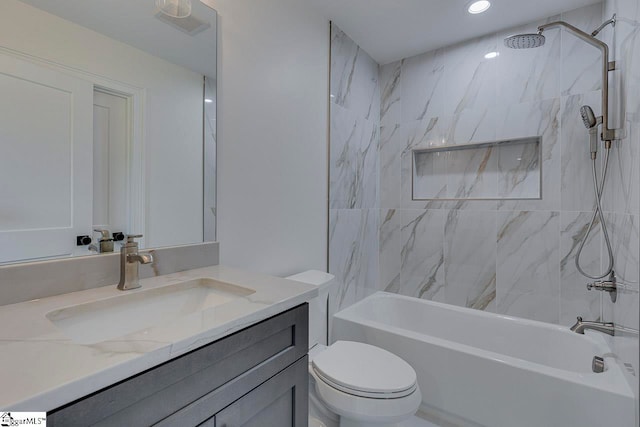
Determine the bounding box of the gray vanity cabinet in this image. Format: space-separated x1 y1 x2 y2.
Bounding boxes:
48 304 309 427
202 356 308 427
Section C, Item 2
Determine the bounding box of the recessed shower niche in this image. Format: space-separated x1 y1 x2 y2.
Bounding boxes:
411 137 541 200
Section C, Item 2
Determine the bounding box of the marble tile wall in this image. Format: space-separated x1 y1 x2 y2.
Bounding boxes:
204 76 217 242
329 25 381 310
330 1 638 397
378 2 615 325
376 0 639 398
379 3 603 323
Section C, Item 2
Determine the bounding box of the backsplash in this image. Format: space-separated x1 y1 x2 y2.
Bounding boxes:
0 242 219 306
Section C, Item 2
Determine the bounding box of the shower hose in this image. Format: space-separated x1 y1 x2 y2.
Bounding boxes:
574 146 615 280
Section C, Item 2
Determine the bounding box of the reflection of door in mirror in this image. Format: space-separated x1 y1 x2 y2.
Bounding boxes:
0 0 217 264
0 54 93 264
93 90 129 239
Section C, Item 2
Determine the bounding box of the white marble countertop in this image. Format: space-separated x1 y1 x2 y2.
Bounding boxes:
0 265 317 411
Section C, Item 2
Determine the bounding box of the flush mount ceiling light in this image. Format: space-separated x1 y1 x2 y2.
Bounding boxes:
484 51 499 59
156 0 192 18
468 0 491 14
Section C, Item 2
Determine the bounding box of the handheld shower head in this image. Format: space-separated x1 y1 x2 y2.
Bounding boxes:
580 105 597 128
580 105 601 158
504 32 546 49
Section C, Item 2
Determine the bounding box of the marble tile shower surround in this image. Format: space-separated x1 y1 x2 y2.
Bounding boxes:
329 25 380 311
376 1 639 322
204 77 217 242
0 242 220 306
330 0 638 394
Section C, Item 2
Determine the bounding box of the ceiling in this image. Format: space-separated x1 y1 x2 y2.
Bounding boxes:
312 0 600 64
18 0 217 77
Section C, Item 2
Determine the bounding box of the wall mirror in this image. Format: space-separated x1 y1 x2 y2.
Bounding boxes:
0 0 217 264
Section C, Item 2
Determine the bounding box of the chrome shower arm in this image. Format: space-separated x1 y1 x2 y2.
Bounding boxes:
591 14 616 37
537 20 618 142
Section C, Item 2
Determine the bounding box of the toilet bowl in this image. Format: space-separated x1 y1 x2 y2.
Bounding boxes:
287 271 421 427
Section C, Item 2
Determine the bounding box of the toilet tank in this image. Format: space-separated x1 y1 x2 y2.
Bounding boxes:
286 270 335 348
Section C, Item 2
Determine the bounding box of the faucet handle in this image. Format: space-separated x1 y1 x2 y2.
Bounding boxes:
125 234 143 244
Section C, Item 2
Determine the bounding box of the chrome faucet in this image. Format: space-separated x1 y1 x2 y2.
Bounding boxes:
570 316 640 337
117 234 154 291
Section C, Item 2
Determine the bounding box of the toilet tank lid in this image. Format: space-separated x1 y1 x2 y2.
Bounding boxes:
286 270 335 290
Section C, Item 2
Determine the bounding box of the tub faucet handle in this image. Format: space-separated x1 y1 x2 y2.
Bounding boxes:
586 273 617 302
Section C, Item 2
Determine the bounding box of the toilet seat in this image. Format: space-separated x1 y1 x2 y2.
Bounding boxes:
311 341 418 399
310 363 422 424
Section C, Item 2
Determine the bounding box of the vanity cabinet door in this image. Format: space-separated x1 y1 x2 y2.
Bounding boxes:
211 355 308 427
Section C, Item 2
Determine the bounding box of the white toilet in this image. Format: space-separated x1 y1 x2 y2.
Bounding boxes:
287 271 422 427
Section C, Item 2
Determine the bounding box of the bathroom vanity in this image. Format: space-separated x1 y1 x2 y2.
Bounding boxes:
49 304 309 426
0 265 316 426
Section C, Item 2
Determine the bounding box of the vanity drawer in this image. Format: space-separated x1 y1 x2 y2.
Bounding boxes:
47 303 308 427
200 355 308 427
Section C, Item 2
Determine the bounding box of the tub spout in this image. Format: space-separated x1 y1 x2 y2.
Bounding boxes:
568 316 640 336
570 317 616 335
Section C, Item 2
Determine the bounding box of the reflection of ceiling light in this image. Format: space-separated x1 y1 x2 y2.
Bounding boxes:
468 0 491 14
484 51 499 59
204 98 213 103
156 0 192 18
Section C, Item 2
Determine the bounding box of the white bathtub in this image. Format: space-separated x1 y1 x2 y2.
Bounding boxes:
332 292 636 427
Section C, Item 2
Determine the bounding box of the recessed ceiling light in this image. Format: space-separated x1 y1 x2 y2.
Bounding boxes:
468 0 491 14
484 51 499 59
204 98 213 103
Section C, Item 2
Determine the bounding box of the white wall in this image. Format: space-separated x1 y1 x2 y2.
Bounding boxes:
0 0 204 249
202 0 329 276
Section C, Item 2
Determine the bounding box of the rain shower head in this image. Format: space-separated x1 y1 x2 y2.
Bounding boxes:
503 32 546 49
505 17 622 143
580 105 597 129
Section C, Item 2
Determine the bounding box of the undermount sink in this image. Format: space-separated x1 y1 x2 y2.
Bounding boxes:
46 279 255 345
